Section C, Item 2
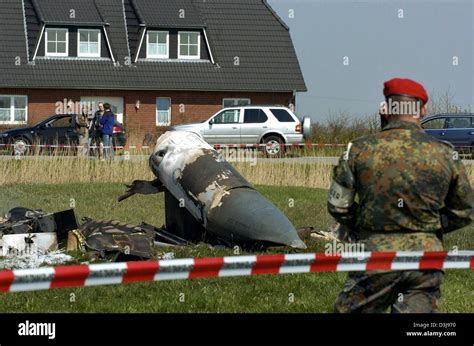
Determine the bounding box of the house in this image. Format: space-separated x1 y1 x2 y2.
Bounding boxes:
0 0 306 142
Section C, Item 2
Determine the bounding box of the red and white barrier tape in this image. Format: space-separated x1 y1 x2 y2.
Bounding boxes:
1 143 473 151
0 251 472 293
0 143 348 150
212 143 347 149
0 143 152 150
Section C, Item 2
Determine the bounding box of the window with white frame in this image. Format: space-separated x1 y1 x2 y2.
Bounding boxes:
156 98 171 125
78 29 101 57
178 32 200 59
222 98 251 108
45 28 68 56
0 96 27 123
147 31 169 58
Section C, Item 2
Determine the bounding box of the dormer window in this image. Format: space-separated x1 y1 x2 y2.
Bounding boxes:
45 28 68 57
78 29 101 58
178 32 200 59
147 31 169 59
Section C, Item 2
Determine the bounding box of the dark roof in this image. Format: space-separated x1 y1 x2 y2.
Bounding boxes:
133 0 205 28
35 0 105 25
0 0 307 92
95 0 130 63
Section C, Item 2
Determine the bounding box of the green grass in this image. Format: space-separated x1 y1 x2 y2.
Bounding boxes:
0 183 472 313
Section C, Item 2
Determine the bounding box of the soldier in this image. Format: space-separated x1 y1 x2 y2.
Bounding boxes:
76 104 90 158
328 78 474 313
89 101 104 157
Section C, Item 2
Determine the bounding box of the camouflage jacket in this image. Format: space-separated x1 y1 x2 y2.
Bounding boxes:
76 113 89 136
327 120 474 251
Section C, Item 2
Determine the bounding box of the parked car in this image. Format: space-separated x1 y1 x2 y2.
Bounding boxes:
0 113 126 154
421 113 474 153
170 106 312 156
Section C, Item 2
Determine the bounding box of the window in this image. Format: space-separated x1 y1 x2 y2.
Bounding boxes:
147 31 169 58
422 118 446 130
156 98 171 125
78 29 101 57
80 97 124 124
243 109 268 123
0 95 27 124
271 108 295 122
45 116 72 128
178 32 200 59
446 117 471 129
45 28 68 56
222 98 251 108
213 109 240 124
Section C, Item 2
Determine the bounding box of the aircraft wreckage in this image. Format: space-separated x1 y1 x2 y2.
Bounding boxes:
0 131 308 261
119 131 307 249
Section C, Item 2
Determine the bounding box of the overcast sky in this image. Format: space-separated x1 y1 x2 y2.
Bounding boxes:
268 0 473 121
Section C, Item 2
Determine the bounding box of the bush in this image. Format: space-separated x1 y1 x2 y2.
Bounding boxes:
311 92 472 144
312 112 380 144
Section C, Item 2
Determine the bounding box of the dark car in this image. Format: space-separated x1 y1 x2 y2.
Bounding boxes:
421 113 474 153
0 114 126 153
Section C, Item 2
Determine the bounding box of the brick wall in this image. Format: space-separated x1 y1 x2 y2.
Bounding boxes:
0 88 294 143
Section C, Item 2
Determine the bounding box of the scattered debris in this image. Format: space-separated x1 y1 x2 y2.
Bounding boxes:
158 252 175 260
310 229 339 241
0 206 189 264
303 223 358 242
140 222 188 246
66 219 188 261
69 219 157 261
0 207 78 256
0 250 74 270
1 232 57 257
296 226 316 240
296 226 340 241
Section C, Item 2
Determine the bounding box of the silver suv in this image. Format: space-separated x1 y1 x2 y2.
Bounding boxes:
171 106 312 156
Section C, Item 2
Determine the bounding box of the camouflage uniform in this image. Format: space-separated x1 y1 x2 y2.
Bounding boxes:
328 120 474 313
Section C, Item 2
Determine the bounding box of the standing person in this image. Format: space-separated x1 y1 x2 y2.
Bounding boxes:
328 78 474 313
99 103 115 160
76 104 90 158
89 102 104 157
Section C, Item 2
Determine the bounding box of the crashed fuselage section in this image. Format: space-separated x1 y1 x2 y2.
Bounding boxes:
120 131 306 249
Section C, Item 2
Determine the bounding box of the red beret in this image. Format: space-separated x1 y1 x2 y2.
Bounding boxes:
383 78 429 104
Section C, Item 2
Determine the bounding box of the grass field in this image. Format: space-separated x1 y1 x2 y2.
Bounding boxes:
0 183 472 313
2 156 474 189
0 157 335 189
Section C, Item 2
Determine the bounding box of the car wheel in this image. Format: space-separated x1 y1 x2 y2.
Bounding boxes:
12 137 31 155
263 135 284 158
302 116 312 140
